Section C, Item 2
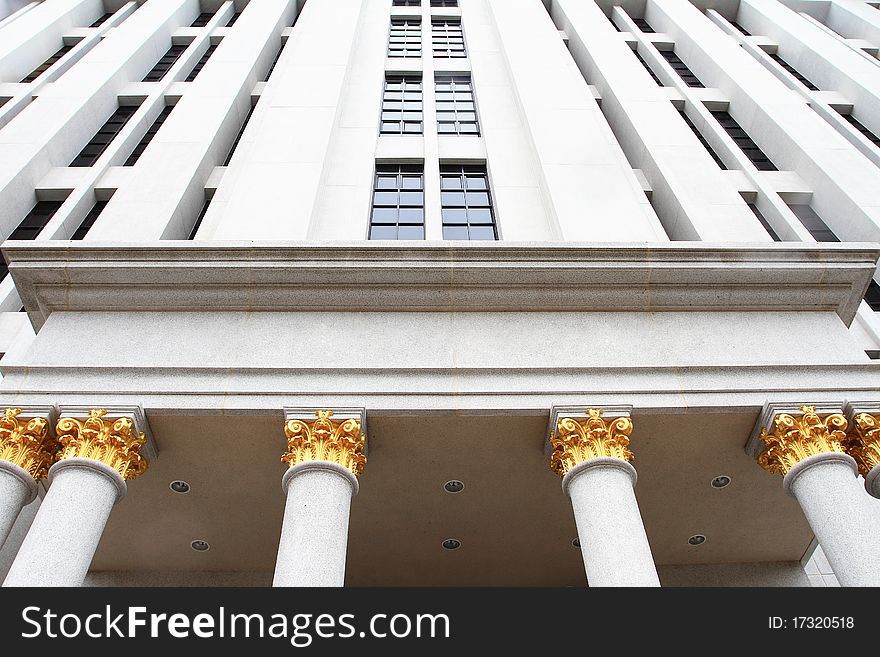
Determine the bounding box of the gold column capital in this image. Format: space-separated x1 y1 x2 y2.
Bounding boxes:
845 413 880 479
549 408 634 478
283 410 367 477
56 409 149 481
0 408 58 480
757 405 848 476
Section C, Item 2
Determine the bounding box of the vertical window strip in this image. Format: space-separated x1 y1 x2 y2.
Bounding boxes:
710 110 778 171
842 113 880 147
226 12 241 27
72 200 108 240
381 75 423 135
431 1 459 6
124 106 175 166
435 74 480 135
679 111 726 169
369 164 425 240
188 199 212 239
224 106 256 166
659 50 704 87
633 18 655 33
789 204 839 242
263 45 284 81
440 165 497 240
747 203 780 241
388 18 422 58
186 44 218 81
633 50 662 86
90 13 113 28
769 54 819 91
70 105 139 167
143 45 188 82
21 45 74 83
191 12 214 28
432 19 466 58
0 200 64 279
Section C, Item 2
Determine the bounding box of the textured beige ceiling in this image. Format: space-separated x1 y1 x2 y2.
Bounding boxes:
91 410 812 585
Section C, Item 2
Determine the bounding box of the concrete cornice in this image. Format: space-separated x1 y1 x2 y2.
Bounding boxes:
3 241 878 329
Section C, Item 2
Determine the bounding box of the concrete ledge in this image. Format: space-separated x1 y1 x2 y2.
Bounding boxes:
2 241 878 329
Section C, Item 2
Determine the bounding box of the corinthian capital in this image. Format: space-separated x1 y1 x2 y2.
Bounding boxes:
757 405 848 476
549 408 635 478
0 408 58 480
56 409 149 481
283 409 367 477
846 413 880 479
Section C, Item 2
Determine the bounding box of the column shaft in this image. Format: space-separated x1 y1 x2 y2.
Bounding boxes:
3 458 124 587
565 458 660 587
785 453 880 587
0 463 36 548
273 462 356 587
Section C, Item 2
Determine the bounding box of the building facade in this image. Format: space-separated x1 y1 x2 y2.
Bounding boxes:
0 0 878 587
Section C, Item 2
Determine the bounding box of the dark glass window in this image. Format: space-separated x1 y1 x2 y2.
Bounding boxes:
72 200 108 240
679 110 726 169
440 165 497 241
21 45 74 83
70 105 139 167
431 0 459 5
369 164 425 240
0 201 63 279
264 45 284 81
842 113 880 147
770 54 818 91
389 18 422 58
659 50 704 87
865 280 880 312
710 110 777 171
191 12 214 28
124 106 174 166
393 0 421 5
747 203 780 241
143 45 187 82
435 74 479 135
730 21 751 36
381 75 423 135
189 199 211 239
633 50 662 86
224 106 255 166
226 12 241 27
90 13 113 28
186 44 218 81
432 19 466 58
633 18 655 33
790 205 839 242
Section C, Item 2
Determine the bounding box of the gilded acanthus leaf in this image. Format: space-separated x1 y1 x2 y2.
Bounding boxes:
757 405 847 476
550 408 634 478
283 410 366 477
845 413 880 478
56 409 149 481
0 408 58 480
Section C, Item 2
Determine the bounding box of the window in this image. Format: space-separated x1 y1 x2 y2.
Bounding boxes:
789 205 838 242
264 45 284 81
190 12 214 27
770 54 818 91
633 18 655 33
633 51 662 86
659 50 703 87
189 199 211 239
143 45 187 82
710 110 777 171
72 201 108 240
70 105 139 167
90 13 113 28
388 18 421 58
842 113 880 147
226 12 241 27
431 0 459 6
747 203 780 241
381 75 423 135
435 74 479 135
224 106 255 165
0 201 63 280
679 111 725 169
730 21 751 36
369 164 425 240
440 165 497 240
866 280 880 312
393 0 421 5
432 19 466 58
124 106 174 166
21 45 74 83
186 44 218 81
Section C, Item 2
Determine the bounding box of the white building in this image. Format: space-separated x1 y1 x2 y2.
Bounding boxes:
0 0 878 587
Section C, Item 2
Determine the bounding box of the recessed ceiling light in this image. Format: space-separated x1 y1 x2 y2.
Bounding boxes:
190 540 210 552
710 475 731 489
572 538 581 548
442 538 462 550
444 480 464 494
688 534 707 546
170 480 191 494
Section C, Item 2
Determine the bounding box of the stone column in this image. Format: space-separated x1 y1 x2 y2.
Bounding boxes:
549 407 660 587
3 408 151 587
0 408 56 548
273 409 367 587
844 407 880 500
755 404 880 587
